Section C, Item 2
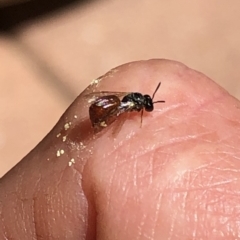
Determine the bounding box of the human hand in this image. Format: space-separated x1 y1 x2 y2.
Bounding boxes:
1 59 240 239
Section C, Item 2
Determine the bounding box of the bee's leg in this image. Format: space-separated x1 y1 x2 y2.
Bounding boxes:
140 110 144 128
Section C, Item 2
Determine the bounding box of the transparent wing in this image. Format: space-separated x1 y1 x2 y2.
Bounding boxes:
84 91 130 104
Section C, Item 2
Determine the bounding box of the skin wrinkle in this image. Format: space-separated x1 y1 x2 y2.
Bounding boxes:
108 159 164 238
182 191 198 238
19 199 29 236
13 174 41 238
95 100 165 156
98 103 161 157
154 121 216 145
0 198 7 240
105 140 160 173
66 165 83 183
147 151 155 185
193 121 213 133
215 157 240 171
108 190 128 239
193 159 225 171
37 194 49 238
171 190 203 238
204 167 236 187
35 167 84 239
206 127 239 146
224 152 240 161
211 203 237 221
0 219 6 240
167 210 178 240
154 114 189 134
213 130 240 145
155 102 187 115
124 166 158 188
190 82 225 108
163 131 215 145
171 169 240 238
133 157 138 187
104 159 118 212
208 168 239 183
211 214 237 237
152 193 163 239
217 164 240 173
211 195 240 218
180 180 189 211
114 152 161 188
202 108 240 126
136 213 147 240
32 197 40 240
189 152 240 180
192 210 199 239
206 194 226 209
105 146 135 172
95 129 136 161
54 169 66 190
159 92 229 139
194 88 224 110
119 188 131 235
168 176 236 193
2 192 24 238
120 216 129 238
120 183 131 210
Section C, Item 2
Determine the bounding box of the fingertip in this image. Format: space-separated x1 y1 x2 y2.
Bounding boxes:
84 59 240 239
2 59 238 239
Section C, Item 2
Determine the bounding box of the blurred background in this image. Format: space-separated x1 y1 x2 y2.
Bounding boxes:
1 0 240 177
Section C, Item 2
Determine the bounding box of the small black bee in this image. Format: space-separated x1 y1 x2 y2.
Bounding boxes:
86 82 165 133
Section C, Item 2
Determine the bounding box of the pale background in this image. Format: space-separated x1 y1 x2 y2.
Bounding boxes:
1 0 240 177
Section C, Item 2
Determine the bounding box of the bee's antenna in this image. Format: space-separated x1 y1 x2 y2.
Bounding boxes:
153 100 165 104
152 82 165 103
152 82 161 100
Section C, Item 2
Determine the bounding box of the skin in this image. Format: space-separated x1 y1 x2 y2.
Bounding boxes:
1 59 240 239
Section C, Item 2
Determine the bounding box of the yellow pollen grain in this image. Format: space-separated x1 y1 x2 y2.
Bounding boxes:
68 158 75 167
90 78 99 86
56 150 61 157
100 121 107 127
64 123 70 130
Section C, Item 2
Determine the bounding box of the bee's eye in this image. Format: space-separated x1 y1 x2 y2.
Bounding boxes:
145 103 153 112
143 95 153 112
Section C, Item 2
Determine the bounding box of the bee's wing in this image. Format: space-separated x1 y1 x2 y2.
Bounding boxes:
84 91 130 104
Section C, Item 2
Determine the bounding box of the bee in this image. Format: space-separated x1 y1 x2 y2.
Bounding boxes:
85 82 165 133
